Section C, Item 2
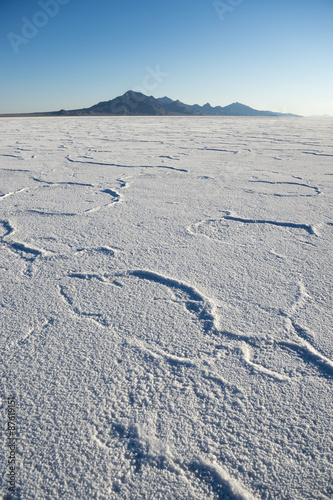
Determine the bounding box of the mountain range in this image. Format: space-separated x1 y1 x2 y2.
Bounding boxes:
1 91 301 117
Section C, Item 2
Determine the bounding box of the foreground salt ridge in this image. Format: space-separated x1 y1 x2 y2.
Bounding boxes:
247 179 322 196
66 153 190 172
1 117 332 499
223 211 319 236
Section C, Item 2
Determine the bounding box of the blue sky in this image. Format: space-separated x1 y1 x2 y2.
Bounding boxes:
0 0 332 115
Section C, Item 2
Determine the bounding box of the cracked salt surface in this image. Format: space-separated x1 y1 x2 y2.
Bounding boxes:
1 117 332 499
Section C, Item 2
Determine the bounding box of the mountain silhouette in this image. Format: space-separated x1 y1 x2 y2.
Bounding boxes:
57 92 300 117
62 91 195 116
0 91 301 117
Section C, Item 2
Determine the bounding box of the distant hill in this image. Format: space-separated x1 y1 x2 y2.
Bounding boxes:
175 100 299 117
0 91 301 117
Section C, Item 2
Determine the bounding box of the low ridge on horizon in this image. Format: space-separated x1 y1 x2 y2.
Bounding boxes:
0 90 302 117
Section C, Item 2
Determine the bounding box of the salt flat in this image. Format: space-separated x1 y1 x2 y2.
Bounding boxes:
1 116 332 499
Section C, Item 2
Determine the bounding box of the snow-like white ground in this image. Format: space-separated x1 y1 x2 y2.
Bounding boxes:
1 116 332 499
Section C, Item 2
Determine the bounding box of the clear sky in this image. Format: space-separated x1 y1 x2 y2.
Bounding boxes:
0 0 332 115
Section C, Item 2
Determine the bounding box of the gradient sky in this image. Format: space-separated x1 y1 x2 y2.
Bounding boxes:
0 0 332 115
